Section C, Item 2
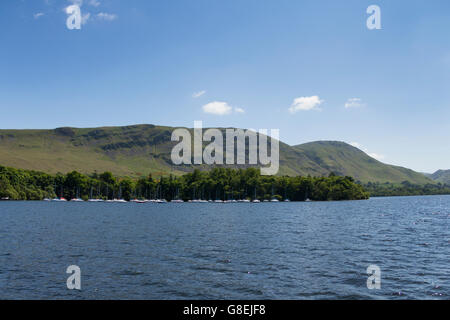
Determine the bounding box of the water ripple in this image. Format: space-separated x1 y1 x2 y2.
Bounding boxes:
0 195 448 299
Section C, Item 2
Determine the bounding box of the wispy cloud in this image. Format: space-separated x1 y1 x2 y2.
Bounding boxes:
234 107 245 114
350 142 385 161
345 98 366 109
96 12 117 21
68 0 83 5
82 12 90 25
88 0 100 7
192 90 206 98
64 1 116 26
289 96 323 113
33 12 45 19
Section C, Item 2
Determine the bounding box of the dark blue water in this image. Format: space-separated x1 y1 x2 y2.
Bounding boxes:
0 195 448 299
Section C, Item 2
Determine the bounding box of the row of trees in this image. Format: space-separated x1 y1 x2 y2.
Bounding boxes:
0 166 370 201
364 181 450 197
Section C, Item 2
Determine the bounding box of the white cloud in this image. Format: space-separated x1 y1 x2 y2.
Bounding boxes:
97 12 117 21
202 101 233 115
81 12 90 24
345 98 366 109
88 0 100 7
33 12 44 19
350 142 385 161
234 107 245 114
68 0 83 5
192 90 206 98
289 96 323 113
63 1 116 26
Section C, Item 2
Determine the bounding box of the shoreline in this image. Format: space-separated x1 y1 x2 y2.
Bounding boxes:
2 194 450 203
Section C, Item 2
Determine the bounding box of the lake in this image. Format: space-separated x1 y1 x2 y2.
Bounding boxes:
0 195 448 299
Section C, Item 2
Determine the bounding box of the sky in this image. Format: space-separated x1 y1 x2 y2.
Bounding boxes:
0 0 449 173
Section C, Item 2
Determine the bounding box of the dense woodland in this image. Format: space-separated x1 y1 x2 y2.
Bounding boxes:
2 165 449 202
363 181 450 197
0 166 370 201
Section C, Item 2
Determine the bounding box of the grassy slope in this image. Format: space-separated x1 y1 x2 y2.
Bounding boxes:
0 125 180 177
293 141 432 184
428 169 450 184
0 125 435 184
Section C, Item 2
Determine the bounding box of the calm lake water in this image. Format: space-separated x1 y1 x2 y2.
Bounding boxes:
0 195 448 300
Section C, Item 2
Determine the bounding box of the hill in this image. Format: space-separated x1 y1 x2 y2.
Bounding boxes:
426 169 450 184
0 124 434 184
293 141 432 184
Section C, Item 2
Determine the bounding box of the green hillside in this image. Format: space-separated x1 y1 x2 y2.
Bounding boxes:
293 141 432 184
427 169 450 184
0 125 434 184
0 125 178 177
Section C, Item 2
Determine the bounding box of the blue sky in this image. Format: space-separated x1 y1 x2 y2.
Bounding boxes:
1 0 449 173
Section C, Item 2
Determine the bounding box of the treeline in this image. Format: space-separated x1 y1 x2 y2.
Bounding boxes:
364 181 450 197
0 166 369 201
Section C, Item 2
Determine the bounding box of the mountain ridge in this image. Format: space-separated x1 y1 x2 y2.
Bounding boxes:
0 124 433 184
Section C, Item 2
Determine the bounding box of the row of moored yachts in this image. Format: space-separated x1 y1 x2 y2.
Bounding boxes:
43 197 292 203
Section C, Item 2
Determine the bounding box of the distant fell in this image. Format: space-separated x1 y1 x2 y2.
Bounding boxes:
292 141 431 184
0 124 434 184
426 169 450 184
